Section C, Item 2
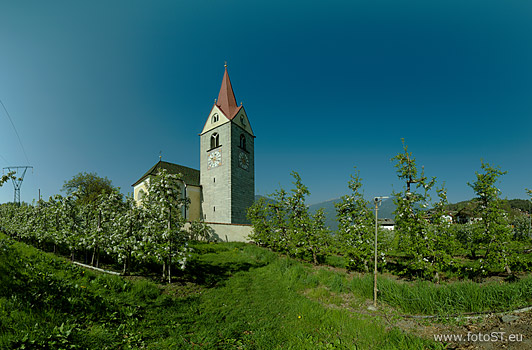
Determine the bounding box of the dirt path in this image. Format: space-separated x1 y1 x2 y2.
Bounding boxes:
390 310 532 349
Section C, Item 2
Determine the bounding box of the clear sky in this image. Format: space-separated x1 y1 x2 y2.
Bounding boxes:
0 0 531 206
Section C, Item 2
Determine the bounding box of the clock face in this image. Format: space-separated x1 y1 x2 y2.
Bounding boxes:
239 152 249 170
208 150 222 169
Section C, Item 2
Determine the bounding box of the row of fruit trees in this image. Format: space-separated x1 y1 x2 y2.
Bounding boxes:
0 169 211 282
249 140 532 282
1 140 531 282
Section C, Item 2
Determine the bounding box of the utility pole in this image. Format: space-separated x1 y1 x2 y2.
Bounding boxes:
3 166 33 205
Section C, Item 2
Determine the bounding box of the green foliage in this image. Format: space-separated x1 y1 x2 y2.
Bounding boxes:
188 218 217 241
61 172 117 206
511 214 531 241
141 169 190 282
247 196 275 247
248 172 330 264
0 171 15 188
391 140 454 281
334 169 377 272
467 161 515 274
0 169 194 283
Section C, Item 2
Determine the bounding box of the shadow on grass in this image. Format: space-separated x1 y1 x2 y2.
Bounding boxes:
177 258 266 287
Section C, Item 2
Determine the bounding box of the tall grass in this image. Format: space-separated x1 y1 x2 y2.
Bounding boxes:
348 273 532 315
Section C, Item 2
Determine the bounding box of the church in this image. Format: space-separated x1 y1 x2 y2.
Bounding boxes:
132 66 255 239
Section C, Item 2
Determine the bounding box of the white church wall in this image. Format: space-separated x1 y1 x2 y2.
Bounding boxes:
201 105 231 134
184 222 252 242
207 222 252 242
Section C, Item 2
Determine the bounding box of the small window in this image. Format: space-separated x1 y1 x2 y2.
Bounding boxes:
212 114 219 123
138 189 146 200
240 115 246 126
210 133 220 149
240 134 246 150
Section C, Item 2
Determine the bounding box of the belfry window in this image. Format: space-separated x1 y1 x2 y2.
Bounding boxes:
212 114 219 123
240 134 246 150
211 133 220 149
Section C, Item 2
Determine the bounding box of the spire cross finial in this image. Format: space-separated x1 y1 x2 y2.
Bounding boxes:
224 61 227 68
159 151 162 161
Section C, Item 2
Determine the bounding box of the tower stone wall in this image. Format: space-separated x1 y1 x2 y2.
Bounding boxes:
230 122 254 224
199 66 255 225
200 121 232 223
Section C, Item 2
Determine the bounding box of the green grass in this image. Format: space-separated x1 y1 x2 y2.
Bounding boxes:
0 234 441 349
3 230 532 349
332 272 532 315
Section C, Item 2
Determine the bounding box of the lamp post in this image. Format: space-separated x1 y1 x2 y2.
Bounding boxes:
372 196 388 309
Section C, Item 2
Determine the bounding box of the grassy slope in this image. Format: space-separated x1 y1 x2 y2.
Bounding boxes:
0 234 439 350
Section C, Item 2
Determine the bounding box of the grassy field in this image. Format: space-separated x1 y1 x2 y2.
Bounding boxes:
3 233 532 349
0 233 445 349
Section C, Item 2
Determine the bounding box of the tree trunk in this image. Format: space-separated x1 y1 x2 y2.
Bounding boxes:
168 256 172 284
433 271 440 284
311 247 318 265
91 247 96 266
123 249 131 275
96 210 101 268
96 246 99 268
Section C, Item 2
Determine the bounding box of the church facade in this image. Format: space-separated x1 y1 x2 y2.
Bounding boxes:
132 66 255 228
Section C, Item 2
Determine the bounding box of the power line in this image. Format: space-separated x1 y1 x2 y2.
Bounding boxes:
3 166 33 205
0 98 30 164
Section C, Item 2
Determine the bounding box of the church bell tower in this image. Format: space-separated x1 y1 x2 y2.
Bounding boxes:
199 65 255 224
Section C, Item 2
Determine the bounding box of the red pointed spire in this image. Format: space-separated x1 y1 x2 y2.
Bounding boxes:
216 64 241 119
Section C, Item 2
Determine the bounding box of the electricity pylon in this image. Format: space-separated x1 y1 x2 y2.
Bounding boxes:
3 166 33 205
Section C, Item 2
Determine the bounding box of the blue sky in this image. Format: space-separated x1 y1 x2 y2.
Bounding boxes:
0 0 531 205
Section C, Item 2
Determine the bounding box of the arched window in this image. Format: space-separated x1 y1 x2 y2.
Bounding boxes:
210 133 220 149
240 134 246 150
212 113 219 123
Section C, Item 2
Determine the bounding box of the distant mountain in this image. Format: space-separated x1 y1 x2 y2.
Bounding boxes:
444 198 531 218
254 194 276 205
309 198 342 231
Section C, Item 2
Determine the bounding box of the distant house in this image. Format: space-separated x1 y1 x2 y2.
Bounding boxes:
442 214 453 224
454 207 481 224
379 218 395 230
